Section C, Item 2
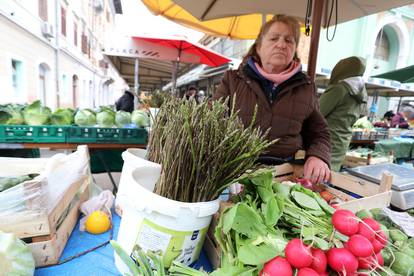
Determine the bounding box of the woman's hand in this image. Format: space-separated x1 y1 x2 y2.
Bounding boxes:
304 156 330 184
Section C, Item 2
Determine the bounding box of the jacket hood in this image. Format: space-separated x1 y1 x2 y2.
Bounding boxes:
341 76 367 103
329 56 366 85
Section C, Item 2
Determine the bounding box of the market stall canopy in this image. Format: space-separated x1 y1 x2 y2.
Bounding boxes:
141 0 414 80
103 34 230 91
141 0 414 39
172 0 414 23
372 65 414 84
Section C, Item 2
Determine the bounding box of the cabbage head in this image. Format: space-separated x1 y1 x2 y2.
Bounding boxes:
0 104 25 125
23 100 51 125
74 109 96 126
50 108 74 125
131 110 149 127
97 110 115 127
115 111 131 128
0 231 35 276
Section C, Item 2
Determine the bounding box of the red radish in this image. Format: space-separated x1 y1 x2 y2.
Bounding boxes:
285 239 313 268
332 210 359 236
295 178 315 191
357 222 376 241
374 252 384 267
297 267 319 276
319 272 329 276
371 238 385 253
361 218 380 232
376 230 387 245
260 256 293 276
347 234 374 257
327 248 358 273
358 256 375 269
310 248 327 273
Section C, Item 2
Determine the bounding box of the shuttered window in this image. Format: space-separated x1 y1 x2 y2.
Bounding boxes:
81 33 88 54
38 0 48 21
74 23 78 46
61 7 66 36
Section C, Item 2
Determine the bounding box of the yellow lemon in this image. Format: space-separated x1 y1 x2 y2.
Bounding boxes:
85 210 111 234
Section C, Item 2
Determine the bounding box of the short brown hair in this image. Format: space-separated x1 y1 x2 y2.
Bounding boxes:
243 14 301 65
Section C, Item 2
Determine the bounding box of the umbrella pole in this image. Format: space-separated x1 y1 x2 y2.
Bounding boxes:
172 46 183 95
397 96 402 111
134 58 139 94
307 0 325 80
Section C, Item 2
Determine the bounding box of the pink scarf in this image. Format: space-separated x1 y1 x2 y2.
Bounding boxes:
254 60 302 85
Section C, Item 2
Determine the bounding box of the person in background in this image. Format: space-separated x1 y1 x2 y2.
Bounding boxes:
213 14 331 183
319 56 368 171
398 106 414 128
115 90 135 112
197 90 206 102
185 86 198 101
374 111 394 128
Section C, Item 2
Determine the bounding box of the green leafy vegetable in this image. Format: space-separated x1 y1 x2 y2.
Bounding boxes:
74 109 96 126
23 100 51 125
115 110 131 127
50 108 74 125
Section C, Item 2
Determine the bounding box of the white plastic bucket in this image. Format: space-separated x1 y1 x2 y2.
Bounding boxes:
115 148 160 216
114 166 219 274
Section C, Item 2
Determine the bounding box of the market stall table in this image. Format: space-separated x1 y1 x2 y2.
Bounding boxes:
35 213 213 275
0 142 147 193
375 138 414 160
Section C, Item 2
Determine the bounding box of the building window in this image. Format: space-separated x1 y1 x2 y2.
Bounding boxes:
374 29 390 61
81 33 88 54
39 64 48 104
61 7 66 36
38 0 48 21
11 59 23 96
74 23 78 46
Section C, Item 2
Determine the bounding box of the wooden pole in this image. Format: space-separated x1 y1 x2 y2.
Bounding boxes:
307 0 325 80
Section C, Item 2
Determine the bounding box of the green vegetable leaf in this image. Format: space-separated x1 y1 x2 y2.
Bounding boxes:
222 204 238 234
291 191 322 211
314 195 335 215
228 203 267 239
262 197 282 227
273 183 291 199
238 243 280 265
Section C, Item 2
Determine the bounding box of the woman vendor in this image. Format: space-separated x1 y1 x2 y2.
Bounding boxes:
213 14 331 183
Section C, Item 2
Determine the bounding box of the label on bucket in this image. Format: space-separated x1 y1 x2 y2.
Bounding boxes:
135 218 208 267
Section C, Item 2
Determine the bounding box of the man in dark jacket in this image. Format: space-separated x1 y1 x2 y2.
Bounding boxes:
319 56 368 171
115 90 135 112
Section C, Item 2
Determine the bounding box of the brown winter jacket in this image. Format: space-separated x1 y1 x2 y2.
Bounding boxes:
213 62 331 166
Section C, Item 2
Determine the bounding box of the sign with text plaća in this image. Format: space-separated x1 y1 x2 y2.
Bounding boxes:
103 36 201 64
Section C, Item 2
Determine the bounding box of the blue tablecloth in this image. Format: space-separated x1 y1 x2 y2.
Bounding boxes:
35 213 213 275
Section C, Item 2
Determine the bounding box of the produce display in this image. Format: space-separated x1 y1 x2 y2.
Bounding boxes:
147 97 273 202
113 168 414 275
0 100 150 128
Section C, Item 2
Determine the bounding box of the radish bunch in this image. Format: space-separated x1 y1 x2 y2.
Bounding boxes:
260 239 328 276
329 209 387 274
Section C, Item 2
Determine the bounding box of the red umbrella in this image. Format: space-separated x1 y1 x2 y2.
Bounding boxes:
105 34 230 92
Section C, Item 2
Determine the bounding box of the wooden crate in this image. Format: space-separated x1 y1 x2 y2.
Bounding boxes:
204 163 393 268
0 176 89 267
343 154 393 168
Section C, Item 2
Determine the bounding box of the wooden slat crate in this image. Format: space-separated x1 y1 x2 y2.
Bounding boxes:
204 163 393 269
0 176 89 267
343 154 393 168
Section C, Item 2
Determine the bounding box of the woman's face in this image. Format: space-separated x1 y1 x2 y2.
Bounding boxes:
256 22 297 73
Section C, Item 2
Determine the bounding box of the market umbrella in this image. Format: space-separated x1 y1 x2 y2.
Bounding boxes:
372 65 414 84
104 34 230 93
141 0 414 79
